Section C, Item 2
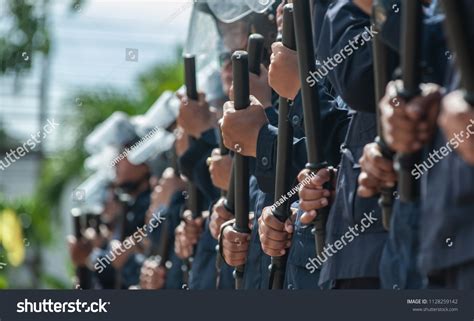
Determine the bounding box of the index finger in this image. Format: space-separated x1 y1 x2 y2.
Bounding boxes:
224 227 251 242
309 168 332 187
223 100 235 114
211 148 220 157
262 208 285 231
249 95 262 106
216 205 233 221
271 41 284 54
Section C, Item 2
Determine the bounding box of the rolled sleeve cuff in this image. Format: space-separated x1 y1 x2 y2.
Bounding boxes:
264 106 279 126
255 124 278 192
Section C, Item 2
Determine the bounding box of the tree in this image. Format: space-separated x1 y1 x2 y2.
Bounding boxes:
0 0 50 75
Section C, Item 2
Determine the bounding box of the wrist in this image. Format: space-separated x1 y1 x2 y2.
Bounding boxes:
261 96 273 109
290 85 300 100
195 119 215 138
249 124 267 157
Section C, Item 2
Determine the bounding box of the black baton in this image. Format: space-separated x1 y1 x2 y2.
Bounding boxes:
72 210 92 289
293 0 328 258
395 0 423 203
231 50 251 290
183 54 204 219
372 0 396 230
269 3 296 290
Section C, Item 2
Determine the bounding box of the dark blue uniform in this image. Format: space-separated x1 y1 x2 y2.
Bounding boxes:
179 128 235 289
316 0 387 288
379 201 426 289
378 0 448 289
91 188 151 289
242 177 273 289
147 190 186 289
255 84 347 194
179 129 220 202
419 0 474 287
241 106 279 289
189 216 235 289
420 128 474 289
253 80 348 289
120 189 151 288
313 0 335 52
284 92 349 290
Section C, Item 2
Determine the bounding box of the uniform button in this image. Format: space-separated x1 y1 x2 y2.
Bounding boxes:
261 157 269 167
292 115 300 126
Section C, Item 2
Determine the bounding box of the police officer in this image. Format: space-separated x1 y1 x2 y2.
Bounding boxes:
220 0 349 289
174 0 276 289
212 0 282 289
139 165 187 289
76 113 153 288
358 0 449 289
379 0 474 289
299 0 390 289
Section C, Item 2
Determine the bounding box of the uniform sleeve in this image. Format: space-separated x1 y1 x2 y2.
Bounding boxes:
264 105 279 126
254 124 311 193
178 129 220 203
317 1 376 113
254 123 279 192
254 88 350 192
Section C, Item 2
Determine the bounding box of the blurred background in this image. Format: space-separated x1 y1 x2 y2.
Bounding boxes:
0 0 191 289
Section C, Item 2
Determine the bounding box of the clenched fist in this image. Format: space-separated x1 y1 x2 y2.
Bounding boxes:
139 259 166 290
380 81 441 153
177 92 217 138
258 206 294 257
210 198 234 239
357 143 397 198
208 149 233 191
220 220 251 267
439 90 474 164
220 95 268 157
268 42 300 99
297 168 336 225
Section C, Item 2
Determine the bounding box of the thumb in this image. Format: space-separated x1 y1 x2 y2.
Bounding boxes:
271 41 284 54
249 95 263 106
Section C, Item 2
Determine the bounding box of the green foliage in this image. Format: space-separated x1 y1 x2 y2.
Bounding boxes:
0 195 51 244
0 0 83 75
40 273 69 289
138 51 184 107
0 0 50 74
0 275 8 289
